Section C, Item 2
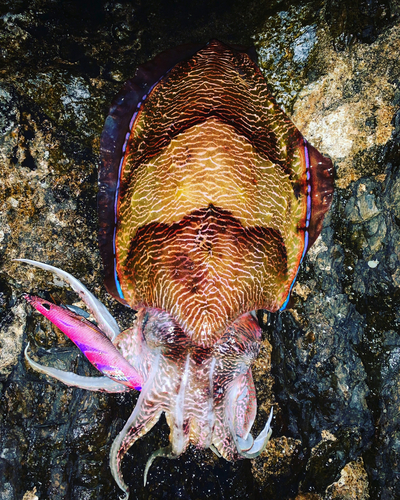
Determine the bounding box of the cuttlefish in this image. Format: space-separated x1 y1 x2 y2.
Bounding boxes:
18 40 334 498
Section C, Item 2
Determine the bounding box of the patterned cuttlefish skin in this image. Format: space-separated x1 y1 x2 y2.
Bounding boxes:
20 40 333 498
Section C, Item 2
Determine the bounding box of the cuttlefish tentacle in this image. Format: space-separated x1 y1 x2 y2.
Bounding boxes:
224 371 273 459
110 352 163 497
15 259 120 341
143 446 174 486
24 343 129 393
140 354 192 483
110 403 163 499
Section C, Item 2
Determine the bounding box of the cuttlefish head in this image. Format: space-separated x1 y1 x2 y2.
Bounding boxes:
17 259 273 499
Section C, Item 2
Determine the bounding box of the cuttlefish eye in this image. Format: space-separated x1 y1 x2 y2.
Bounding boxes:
19 38 333 498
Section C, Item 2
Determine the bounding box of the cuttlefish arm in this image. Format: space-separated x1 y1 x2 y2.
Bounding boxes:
235 407 273 458
24 294 143 391
24 343 128 393
15 258 120 341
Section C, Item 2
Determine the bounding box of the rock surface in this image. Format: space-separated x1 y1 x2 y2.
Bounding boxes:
1 1 400 499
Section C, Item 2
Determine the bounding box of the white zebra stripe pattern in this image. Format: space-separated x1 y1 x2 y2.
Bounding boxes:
114 41 309 347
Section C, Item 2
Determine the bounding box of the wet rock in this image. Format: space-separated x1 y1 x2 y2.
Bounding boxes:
252 435 304 498
22 487 39 500
324 457 370 500
0 302 26 376
292 24 399 189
